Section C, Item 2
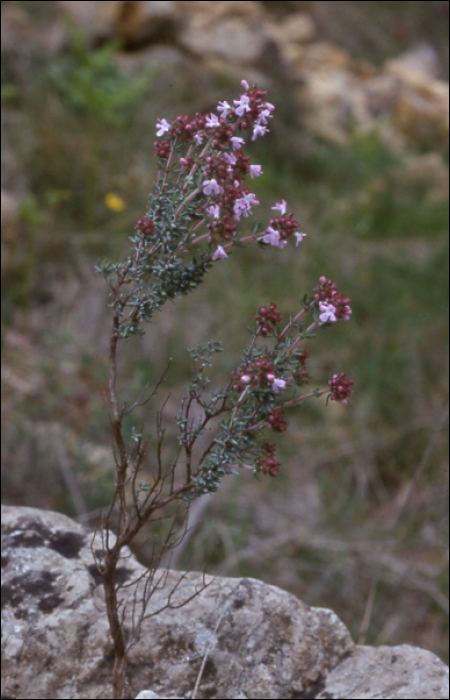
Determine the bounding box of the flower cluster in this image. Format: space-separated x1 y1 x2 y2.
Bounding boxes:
232 355 287 395
314 276 352 322
328 373 355 404
256 441 281 477
262 200 307 249
292 349 311 386
152 80 307 260
254 303 283 336
155 81 273 148
134 216 155 237
267 409 289 433
154 139 171 159
222 284 355 478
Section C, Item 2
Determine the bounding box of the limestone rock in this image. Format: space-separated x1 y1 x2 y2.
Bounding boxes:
51 1 449 149
55 0 122 43
316 644 450 700
390 79 449 149
383 44 449 148
117 1 179 48
386 42 443 82
179 13 282 75
268 11 316 47
290 39 449 148
1 506 448 700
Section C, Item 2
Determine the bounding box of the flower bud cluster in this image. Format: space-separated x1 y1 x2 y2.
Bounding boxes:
232 356 286 395
328 373 355 404
154 139 171 159
267 409 289 433
254 303 283 336
217 289 354 479
314 276 352 321
134 216 155 237
292 350 311 386
256 441 281 477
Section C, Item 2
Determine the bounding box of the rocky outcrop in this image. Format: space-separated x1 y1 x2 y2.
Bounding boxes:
50 0 449 149
2 506 448 700
2 1 448 152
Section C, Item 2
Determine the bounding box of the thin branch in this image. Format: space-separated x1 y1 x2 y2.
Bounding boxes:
122 359 173 417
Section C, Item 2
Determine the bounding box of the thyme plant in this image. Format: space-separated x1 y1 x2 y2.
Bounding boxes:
94 79 354 699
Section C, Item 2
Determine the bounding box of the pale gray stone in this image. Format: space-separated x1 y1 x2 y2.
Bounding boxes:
1 506 448 700
135 691 184 700
316 644 449 699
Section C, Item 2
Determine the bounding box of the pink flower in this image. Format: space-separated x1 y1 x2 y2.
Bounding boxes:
252 124 269 140
230 136 245 150
233 95 251 116
203 179 223 196
271 378 287 393
319 302 337 323
249 165 263 178
271 200 287 215
243 192 259 207
207 205 220 219
241 79 250 90
266 373 287 393
217 101 232 118
233 200 248 218
262 227 287 249
234 193 259 219
205 114 220 128
224 152 237 166
212 246 228 261
156 118 171 136
256 108 272 125
294 232 307 246
313 277 352 320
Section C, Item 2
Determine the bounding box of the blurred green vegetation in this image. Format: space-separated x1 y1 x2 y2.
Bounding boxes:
1 1 448 665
